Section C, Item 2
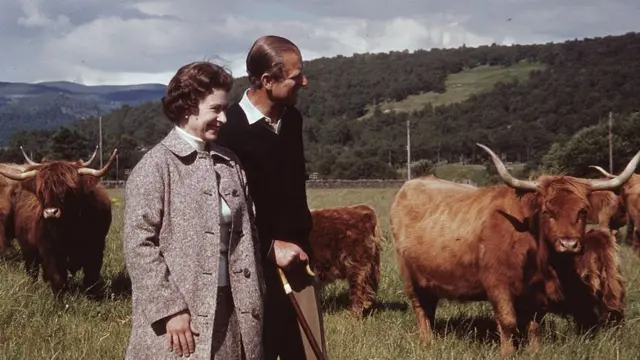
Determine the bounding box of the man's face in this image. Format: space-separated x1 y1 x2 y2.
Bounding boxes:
269 51 308 106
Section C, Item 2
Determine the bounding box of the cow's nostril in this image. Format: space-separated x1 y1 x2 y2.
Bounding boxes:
43 208 61 218
560 238 578 250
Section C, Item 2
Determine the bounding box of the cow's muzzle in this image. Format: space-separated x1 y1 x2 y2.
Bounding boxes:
558 237 581 253
43 208 61 219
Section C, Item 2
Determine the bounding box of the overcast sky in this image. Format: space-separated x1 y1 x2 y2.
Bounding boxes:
2 0 639 85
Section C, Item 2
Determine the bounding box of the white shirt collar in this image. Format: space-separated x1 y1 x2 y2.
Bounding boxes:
238 89 268 125
174 126 206 151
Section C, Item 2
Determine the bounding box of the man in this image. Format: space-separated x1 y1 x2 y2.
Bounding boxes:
216 35 327 360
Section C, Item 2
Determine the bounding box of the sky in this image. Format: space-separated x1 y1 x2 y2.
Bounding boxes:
1 0 639 86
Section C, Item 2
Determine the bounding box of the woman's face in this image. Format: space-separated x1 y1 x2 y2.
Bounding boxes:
181 89 229 141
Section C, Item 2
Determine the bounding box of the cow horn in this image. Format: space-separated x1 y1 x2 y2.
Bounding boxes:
78 148 118 177
20 146 39 165
79 145 99 167
589 150 640 191
0 166 37 181
476 143 538 191
588 165 615 179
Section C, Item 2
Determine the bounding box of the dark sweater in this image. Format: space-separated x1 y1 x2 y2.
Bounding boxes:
216 103 312 261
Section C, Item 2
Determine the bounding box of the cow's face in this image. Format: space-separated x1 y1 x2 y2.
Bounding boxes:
537 179 591 253
477 143 640 254
0 147 117 221
32 162 82 219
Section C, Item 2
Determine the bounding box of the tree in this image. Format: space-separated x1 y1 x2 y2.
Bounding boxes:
49 127 91 161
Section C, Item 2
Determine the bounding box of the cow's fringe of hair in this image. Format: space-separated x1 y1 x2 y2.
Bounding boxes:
35 163 79 202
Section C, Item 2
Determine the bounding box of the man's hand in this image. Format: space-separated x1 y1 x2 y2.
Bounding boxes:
165 310 199 357
272 240 308 269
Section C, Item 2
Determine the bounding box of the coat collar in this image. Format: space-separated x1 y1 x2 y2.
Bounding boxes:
161 127 231 161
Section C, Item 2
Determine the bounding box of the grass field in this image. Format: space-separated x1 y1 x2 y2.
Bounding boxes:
360 62 546 119
1 187 639 360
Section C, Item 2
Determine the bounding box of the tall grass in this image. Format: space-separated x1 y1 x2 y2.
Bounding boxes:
0 188 638 359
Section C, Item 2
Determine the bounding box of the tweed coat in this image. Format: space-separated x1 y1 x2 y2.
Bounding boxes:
123 128 266 360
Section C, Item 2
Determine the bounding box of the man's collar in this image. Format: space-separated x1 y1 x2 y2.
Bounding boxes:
238 88 288 125
239 89 268 125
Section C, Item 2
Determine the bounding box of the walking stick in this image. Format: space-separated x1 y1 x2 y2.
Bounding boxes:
277 264 327 360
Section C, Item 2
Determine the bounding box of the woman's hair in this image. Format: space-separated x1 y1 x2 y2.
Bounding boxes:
161 61 233 123
246 35 300 89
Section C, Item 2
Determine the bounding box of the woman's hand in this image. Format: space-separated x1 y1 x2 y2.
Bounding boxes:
165 310 199 357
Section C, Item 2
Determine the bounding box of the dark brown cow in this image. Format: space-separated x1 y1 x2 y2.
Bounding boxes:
0 147 115 298
548 228 626 328
309 204 382 317
390 143 639 357
590 165 640 254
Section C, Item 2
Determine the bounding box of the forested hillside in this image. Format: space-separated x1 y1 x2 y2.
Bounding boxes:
1 32 639 180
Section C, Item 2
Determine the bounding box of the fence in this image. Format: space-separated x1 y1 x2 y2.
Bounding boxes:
306 179 406 188
102 178 478 189
102 179 407 189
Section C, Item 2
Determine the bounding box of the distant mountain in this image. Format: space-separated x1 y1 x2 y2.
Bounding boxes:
0 81 166 145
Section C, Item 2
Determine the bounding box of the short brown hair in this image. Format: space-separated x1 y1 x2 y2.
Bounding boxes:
161 61 233 123
246 35 300 89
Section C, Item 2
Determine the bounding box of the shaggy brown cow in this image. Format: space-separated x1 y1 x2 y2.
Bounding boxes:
416 175 478 190
0 163 26 252
390 143 640 357
590 165 640 254
308 204 382 317
0 147 114 298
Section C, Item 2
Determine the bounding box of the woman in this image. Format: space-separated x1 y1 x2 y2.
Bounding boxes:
123 61 265 360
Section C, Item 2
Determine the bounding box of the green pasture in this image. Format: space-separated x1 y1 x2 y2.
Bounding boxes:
0 187 639 360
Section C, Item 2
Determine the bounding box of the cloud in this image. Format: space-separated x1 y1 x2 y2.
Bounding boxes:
1 0 639 85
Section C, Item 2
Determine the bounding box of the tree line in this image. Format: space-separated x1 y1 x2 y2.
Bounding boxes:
1 32 639 180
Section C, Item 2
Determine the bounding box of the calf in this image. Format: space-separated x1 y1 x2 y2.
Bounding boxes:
309 204 382 317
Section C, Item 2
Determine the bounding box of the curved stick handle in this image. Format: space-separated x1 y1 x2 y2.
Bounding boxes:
305 263 316 277
277 263 315 295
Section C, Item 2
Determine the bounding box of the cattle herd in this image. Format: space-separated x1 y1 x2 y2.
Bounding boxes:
0 143 639 357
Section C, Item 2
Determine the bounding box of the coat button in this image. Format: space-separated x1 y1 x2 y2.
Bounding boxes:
243 268 251 278
251 308 260 320
232 189 239 197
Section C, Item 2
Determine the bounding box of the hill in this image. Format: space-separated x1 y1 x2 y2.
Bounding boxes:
1 32 640 181
0 81 166 145
359 62 546 118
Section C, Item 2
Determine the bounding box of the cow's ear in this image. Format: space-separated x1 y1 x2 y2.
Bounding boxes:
79 175 101 191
